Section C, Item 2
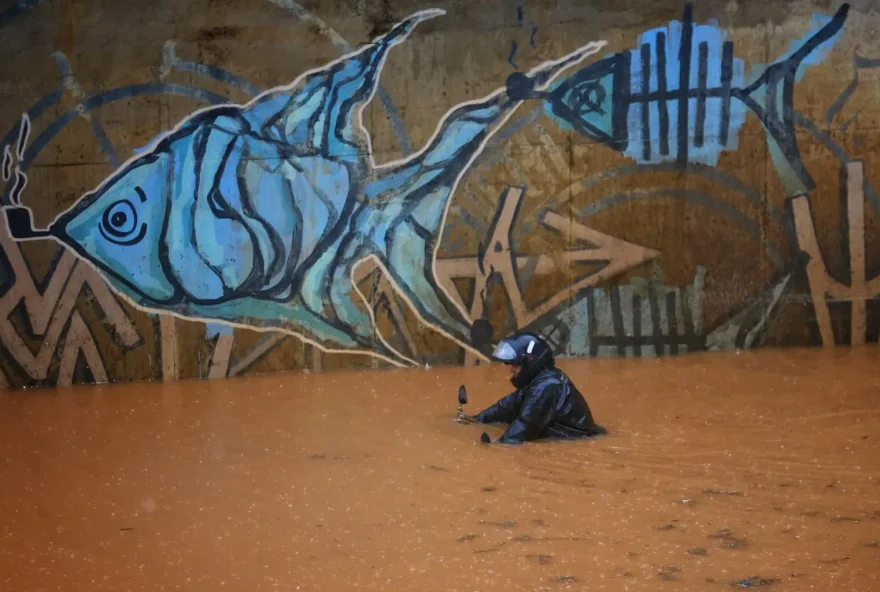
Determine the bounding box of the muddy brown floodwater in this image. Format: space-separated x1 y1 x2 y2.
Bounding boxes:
1 347 879 591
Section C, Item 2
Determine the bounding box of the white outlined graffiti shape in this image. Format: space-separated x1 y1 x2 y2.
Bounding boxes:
3 10 606 367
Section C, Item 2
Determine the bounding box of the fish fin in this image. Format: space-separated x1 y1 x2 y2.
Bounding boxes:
375 208 475 346
185 296 411 366
243 10 443 159
544 51 630 151
289 227 417 366
186 297 358 346
332 252 420 367
737 4 849 193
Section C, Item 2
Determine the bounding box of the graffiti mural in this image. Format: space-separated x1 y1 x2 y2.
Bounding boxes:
1 0 877 389
4 9 606 368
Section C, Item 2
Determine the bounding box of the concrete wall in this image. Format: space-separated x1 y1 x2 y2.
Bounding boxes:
0 0 876 389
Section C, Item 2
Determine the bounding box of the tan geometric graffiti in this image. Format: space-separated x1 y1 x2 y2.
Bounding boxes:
0 229 141 386
157 316 179 380
0 106 147 389
435 186 661 364
208 333 236 378
791 160 879 346
339 186 663 365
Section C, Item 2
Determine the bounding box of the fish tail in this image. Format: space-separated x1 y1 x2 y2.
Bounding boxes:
353 174 477 353
348 155 480 355
347 40 605 354
735 3 849 193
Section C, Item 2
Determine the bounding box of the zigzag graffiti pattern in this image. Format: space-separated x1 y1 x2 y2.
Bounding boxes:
0 231 141 386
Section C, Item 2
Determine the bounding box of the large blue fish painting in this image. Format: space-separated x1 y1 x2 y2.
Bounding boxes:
542 3 850 194
2 11 605 367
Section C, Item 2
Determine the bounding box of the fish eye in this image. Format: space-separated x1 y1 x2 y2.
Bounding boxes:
99 198 146 246
570 82 606 116
104 201 136 236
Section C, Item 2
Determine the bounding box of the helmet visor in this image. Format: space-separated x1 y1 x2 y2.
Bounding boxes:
490 340 518 363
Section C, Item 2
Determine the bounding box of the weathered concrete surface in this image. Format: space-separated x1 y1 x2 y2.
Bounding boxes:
1 0 878 388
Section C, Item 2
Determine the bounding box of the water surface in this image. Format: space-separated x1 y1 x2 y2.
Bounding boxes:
1 347 878 590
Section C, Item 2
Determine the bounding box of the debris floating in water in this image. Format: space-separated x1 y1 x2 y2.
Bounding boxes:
722 538 748 549
729 576 777 587
709 528 734 539
830 515 860 523
479 520 517 528
474 547 502 554
707 528 748 549
525 554 553 565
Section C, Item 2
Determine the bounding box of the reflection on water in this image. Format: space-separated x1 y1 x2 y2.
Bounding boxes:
1 347 878 591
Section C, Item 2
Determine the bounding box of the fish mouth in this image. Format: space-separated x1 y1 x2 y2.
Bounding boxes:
35 210 183 307
3 205 55 241
47 219 71 244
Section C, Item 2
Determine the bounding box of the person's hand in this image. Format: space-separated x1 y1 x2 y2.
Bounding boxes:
455 412 477 425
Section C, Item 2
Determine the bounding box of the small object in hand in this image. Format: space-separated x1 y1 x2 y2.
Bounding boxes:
480 432 491 444
456 385 468 417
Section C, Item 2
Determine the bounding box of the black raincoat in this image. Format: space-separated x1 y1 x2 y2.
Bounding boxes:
474 366 606 444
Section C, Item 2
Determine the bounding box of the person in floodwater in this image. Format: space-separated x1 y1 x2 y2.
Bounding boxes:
457 331 606 444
